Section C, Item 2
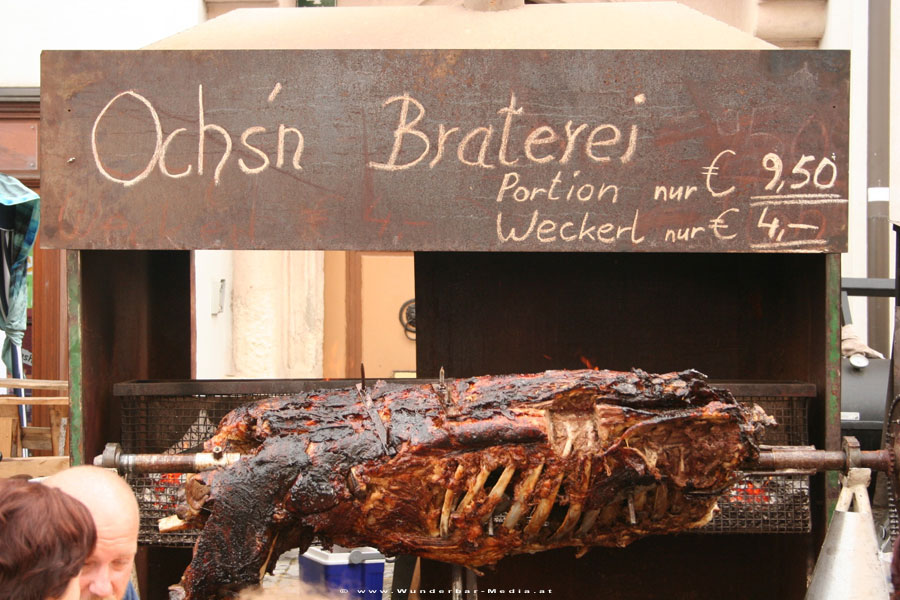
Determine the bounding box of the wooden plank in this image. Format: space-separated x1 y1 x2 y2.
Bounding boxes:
0 456 70 478
31 231 70 439
41 49 849 253
0 416 13 457
21 426 52 451
33 234 70 385
49 407 69 456
0 396 69 406
0 378 68 391
0 119 38 172
0 405 19 457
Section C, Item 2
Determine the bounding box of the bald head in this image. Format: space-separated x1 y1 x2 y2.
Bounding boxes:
45 466 139 600
45 465 139 528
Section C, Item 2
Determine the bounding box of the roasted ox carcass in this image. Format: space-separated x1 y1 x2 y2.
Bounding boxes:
171 369 772 599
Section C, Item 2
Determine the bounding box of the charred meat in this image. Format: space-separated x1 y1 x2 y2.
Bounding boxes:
171 369 772 599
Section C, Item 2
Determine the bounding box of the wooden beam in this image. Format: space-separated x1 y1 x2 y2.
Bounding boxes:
0 378 68 391
0 396 69 406
345 251 362 377
0 456 69 478
50 407 69 456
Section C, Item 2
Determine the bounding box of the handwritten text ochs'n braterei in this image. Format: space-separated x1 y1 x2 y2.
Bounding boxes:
90 87 645 246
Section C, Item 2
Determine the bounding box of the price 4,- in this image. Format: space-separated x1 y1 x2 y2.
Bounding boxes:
756 206 819 242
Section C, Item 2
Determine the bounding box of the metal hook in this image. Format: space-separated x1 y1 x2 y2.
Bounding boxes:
360 363 367 393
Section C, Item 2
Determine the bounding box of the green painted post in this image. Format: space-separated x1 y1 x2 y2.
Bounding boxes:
66 250 84 465
825 253 842 517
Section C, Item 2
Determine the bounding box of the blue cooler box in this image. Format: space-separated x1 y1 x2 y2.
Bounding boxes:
299 546 385 599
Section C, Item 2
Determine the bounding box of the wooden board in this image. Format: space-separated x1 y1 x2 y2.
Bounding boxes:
0 378 67 391
41 50 849 253
0 416 14 458
21 426 52 452
50 407 69 456
0 456 70 479
0 396 69 406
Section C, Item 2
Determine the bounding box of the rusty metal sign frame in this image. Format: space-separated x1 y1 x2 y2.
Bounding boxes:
41 49 849 252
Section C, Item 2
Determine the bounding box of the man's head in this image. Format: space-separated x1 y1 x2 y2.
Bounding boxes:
45 466 139 600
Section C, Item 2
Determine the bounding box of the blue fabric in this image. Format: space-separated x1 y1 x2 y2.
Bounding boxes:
123 581 140 600
0 174 39 373
0 175 39 206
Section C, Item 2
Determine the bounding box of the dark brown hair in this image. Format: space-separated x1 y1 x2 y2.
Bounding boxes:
0 478 97 600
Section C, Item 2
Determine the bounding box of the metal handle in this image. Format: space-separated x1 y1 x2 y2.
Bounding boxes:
94 442 242 474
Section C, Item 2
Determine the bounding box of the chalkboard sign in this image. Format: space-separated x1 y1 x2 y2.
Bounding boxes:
40 50 849 252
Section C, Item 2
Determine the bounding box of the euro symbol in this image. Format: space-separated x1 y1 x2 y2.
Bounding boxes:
702 150 736 198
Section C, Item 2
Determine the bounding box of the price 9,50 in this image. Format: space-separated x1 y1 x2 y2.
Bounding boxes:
762 153 837 193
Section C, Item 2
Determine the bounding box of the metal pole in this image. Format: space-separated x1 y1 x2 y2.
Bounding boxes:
867 0 892 355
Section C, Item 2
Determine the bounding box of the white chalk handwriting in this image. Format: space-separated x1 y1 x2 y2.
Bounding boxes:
368 92 641 172
91 84 304 187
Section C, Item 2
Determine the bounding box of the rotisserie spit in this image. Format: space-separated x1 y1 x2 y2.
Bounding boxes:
167 368 773 599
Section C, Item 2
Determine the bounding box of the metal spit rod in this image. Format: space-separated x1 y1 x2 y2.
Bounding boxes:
754 448 891 473
94 442 241 474
94 438 894 475
753 438 893 474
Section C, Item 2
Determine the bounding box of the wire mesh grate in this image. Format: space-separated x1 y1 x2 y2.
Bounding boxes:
739 395 809 446
121 394 265 454
119 385 813 545
702 474 811 534
131 472 193 546
121 393 267 546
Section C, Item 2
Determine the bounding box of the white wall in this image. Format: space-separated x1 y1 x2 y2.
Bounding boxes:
230 251 324 379
0 0 206 87
193 249 330 379
194 250 235 378
822 0 870 338
893 0 900 228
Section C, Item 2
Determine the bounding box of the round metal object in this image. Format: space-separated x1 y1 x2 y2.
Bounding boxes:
849 354 870 369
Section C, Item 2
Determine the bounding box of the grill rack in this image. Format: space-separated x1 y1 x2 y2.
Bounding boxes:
702 473 810 534
122 394 262 546
116 379 813 546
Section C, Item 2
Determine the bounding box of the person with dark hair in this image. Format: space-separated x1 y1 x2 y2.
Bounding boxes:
0 478 97 600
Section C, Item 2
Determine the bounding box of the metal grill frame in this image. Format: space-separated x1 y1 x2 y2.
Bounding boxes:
116 379 814 546
701 382 813 534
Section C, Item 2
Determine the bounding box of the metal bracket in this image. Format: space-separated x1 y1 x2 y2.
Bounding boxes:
435 366 461 418
842 436 862 472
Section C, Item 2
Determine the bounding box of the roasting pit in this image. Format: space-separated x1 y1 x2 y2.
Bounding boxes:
114 378 815 547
